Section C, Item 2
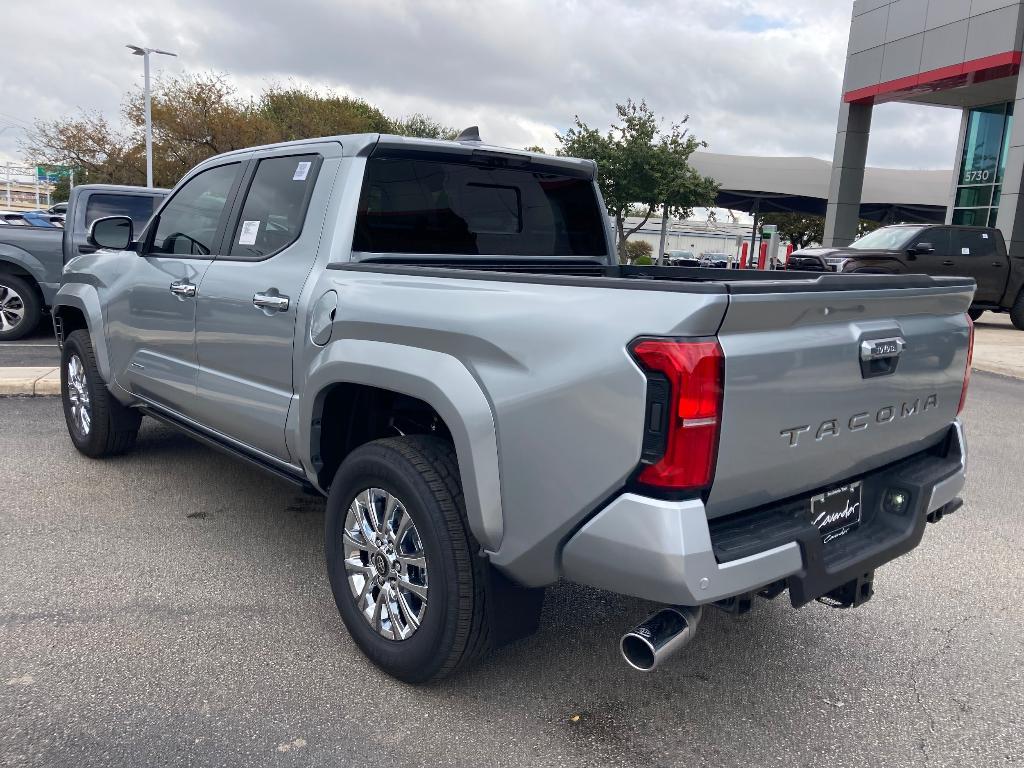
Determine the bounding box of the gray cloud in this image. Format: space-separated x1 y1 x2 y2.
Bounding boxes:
0 0 959 175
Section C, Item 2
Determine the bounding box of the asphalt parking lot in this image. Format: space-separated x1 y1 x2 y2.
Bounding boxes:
0 325 58 368
2 374 1022 768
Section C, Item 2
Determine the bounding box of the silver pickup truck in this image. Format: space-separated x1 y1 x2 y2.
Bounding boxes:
53 133 973 682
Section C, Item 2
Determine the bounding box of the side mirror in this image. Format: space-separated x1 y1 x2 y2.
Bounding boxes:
911 242 934 255
88 216 134 250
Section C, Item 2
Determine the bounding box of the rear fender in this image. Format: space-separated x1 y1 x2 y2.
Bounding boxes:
300 338 503 551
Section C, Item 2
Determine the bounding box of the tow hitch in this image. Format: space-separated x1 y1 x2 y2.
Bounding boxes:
816 570 875 609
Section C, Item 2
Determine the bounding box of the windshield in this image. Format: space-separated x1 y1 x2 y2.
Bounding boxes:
848 226 925 251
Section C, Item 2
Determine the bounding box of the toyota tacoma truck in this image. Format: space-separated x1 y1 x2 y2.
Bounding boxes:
52 133 972 681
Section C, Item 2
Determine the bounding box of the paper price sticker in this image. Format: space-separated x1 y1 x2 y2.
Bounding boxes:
293 161 311 181
239 220 260 245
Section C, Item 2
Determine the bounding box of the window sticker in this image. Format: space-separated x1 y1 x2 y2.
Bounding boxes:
239 220 260 245
961 247 970 255
981 233 989 239
293 161 311 181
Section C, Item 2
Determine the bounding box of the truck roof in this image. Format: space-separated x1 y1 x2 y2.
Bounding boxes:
197 132 598 179
69 184 171 195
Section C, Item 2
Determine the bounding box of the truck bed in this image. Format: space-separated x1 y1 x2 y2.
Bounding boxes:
322 257 973 580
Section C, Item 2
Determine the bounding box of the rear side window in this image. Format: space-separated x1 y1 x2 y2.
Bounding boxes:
353 155 606 256
228 154 320 259
85 194 159 230
955 229 998 258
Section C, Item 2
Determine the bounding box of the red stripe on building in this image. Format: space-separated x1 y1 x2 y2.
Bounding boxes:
844 50 1022 104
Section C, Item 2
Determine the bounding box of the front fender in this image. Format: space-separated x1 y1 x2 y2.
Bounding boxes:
300 338 503 551
52 283 112 383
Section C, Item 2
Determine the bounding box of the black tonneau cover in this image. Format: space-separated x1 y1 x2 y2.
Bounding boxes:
330 259 976 295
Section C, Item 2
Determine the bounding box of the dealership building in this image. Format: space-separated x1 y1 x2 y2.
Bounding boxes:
826 0 1024 251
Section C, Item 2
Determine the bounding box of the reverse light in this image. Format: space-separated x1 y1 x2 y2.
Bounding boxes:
957 314 974 415
631 338 724 492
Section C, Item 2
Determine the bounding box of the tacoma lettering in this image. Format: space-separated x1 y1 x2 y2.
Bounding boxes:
780 394 938 447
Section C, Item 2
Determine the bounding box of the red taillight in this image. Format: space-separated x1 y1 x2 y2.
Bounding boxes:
631 338 724 492
958 314 974 414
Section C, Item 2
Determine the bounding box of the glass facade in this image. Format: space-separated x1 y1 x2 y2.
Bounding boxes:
952 103 1014 227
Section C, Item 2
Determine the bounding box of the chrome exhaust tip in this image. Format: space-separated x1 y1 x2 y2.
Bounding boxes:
620 606 702 672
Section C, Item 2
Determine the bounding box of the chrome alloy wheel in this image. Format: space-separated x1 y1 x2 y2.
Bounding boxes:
66 354 92 436
0 284 25 333
342 488 429 640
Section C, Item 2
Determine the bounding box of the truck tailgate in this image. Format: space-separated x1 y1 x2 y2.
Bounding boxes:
706 280 973 518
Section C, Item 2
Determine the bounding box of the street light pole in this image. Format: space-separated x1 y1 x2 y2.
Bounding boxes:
127 45 177 188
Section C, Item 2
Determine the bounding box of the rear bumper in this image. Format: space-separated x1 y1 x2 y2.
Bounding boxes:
561 421 966 606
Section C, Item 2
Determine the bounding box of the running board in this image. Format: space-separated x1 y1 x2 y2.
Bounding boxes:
137 406 318 493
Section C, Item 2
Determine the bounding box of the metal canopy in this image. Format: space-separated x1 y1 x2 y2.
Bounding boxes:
690 152 951 223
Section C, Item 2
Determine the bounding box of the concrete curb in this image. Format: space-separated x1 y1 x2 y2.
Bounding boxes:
0 367 60 396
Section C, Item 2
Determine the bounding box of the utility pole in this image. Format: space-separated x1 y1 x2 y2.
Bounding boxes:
5 162 10 208
127 45 177 188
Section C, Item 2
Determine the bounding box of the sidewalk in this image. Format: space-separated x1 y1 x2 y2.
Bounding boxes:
971 313 1024 379
0 314 1021 397
0 367 60 396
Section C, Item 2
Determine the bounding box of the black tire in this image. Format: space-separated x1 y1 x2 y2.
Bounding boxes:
1011 289 1024 331
325 435 493 683
61 329 141 457
0 274 42 341
968 308 984 322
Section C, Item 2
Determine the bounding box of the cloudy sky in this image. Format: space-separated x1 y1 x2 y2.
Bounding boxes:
0 0 961 171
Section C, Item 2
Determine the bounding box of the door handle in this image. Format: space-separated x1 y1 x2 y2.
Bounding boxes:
992 262 1004 267
941 260 955 266
169 280 197 298
252 292 289 312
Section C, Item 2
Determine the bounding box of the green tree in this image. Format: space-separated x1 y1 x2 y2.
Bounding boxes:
389 114 458 140
257 83 393 142
624 239 653 263
23 72 460 189
759 213 825 250
858 219 882 237
47 169 82 204
22 111 144 186
758 213 884 250
556 99 718 262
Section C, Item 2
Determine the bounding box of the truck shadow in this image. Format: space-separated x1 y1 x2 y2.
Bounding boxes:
127 420 916 762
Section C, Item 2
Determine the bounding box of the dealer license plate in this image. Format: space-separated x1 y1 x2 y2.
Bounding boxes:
810 481 862 543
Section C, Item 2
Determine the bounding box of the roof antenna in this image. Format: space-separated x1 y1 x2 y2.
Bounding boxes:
455 126 482 143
